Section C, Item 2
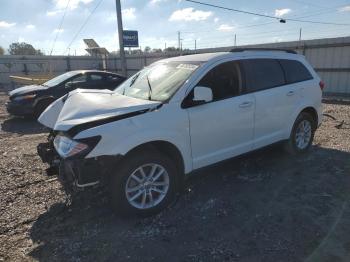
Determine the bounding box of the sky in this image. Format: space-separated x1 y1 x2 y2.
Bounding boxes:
0 0 350 55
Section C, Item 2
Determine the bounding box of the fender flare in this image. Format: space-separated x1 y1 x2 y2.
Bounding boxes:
284 104 319 139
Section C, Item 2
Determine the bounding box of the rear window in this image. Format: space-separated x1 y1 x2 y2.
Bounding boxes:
243 59 285 92
279 59 313 84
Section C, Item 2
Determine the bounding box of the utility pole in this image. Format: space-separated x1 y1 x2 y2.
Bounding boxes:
299 28 302 41
115 0 127 76
178 31 181 50
195 39 197 50
234 34 237 46
164 42 167 50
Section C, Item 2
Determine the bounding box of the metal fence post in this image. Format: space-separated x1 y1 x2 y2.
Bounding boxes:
22 56 28 75
66 56 71 71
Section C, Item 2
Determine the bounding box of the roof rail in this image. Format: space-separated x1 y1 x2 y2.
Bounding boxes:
230 48 297 54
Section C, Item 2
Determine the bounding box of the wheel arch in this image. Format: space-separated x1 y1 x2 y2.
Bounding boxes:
300 106 318 127
285 105 319 139
124 140 185 176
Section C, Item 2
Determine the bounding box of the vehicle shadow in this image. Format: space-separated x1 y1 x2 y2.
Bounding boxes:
1 117 48 135
28 145 350 262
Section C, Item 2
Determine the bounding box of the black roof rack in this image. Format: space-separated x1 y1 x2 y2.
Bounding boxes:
230 48 297 54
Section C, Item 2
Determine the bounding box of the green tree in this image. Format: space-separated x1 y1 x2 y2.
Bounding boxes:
144 46 151 53
164 47 179 52
0 46 4 55
8 42 44 55
151 48 162 53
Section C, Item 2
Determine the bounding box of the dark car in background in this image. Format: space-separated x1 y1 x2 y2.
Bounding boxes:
6 70 126 118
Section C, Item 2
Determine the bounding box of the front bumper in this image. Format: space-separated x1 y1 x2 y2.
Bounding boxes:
6 100 35 116
59 159 103 188
37 138 121 190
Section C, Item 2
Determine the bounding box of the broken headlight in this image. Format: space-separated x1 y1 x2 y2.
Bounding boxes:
53 134 100 159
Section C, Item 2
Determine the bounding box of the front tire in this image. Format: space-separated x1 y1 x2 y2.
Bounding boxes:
285 112 316 154
110 148 178 216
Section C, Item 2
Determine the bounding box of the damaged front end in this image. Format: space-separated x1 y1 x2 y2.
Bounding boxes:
37 131 60 175
37 132 120 193
36 89 161 192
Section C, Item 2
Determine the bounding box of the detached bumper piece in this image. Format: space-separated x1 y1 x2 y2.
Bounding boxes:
58 156 120 192
37 135 121 191
59 159 102 189
37 141 60 176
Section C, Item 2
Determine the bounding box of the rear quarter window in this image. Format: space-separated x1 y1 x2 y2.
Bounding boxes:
242 59 285 93
279 59 313 84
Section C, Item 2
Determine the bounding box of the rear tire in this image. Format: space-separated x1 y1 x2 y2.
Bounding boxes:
110 148 179 217
284 112 316 154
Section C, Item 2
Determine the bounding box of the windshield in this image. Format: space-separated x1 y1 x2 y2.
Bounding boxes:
43 71 80 87
115 62 200 102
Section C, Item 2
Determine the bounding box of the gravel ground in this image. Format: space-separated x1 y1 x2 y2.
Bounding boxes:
0 92 350 262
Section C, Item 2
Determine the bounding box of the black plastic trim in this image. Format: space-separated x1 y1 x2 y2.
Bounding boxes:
230 48 297 54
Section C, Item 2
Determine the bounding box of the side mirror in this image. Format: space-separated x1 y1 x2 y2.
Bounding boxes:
193 86 213 103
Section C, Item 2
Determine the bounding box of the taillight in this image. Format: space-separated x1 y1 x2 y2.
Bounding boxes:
319 81 325 91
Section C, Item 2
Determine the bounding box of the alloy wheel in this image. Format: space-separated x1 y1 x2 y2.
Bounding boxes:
125 163 170 209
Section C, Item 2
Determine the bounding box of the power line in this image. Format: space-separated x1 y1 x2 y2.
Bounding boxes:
287 0 327 9
184 0 350 26
180 4 347 36
147 2 346 46
185 0 284 21
63 0 104 55
50 0 71 55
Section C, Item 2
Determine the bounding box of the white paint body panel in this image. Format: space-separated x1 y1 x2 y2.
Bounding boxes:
74 103 193 173
39 51 322 175
39 89 160 131
187 93 255 169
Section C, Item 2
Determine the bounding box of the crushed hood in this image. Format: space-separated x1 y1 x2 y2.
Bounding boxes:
9 84 49 97
38 89 161 132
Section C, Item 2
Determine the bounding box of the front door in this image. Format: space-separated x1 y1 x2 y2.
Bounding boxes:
185 61 255 169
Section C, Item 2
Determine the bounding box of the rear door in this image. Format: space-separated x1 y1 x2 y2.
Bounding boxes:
242 58 297 149
278 59 314 101
185 61 255 169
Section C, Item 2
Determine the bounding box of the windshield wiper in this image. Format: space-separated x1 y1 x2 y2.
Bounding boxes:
146 75 152 100
123 73 140 95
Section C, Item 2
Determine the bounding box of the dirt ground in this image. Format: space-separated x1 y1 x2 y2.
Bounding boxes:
0 91 350 262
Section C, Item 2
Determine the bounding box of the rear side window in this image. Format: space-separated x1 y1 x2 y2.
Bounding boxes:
242 59 285 93
279 59 313 84
90 74 103 81
106 75 121 82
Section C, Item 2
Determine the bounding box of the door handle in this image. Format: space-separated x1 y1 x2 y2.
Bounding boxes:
239 101 253 108
286 91 295 96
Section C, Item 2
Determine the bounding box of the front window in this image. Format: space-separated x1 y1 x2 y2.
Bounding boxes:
42 71 80 87
115 62 200 102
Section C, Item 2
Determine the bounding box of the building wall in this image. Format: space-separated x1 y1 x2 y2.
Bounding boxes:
0 36 350 96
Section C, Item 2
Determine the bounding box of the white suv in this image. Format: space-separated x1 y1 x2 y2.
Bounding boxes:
37 49 323 216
